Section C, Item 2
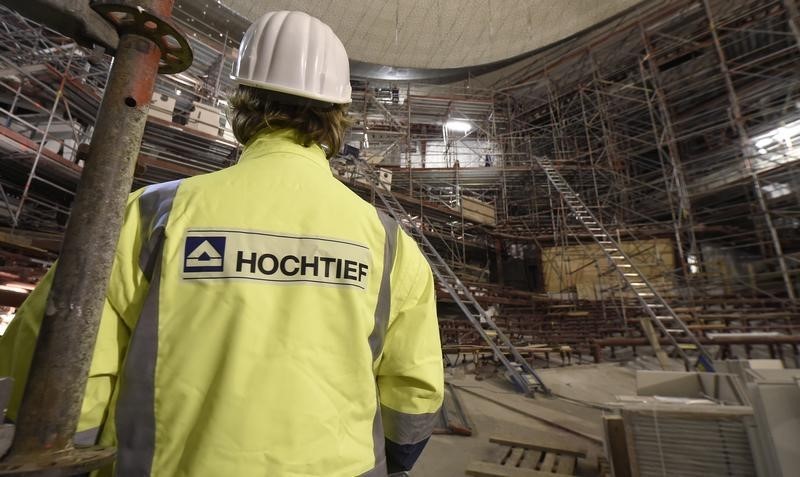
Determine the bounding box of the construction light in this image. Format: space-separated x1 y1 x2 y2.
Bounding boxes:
774 124 800 146
5 282 34 290
0 284 30 294
754 137 772 149
752 119 800 157
445 120 472 133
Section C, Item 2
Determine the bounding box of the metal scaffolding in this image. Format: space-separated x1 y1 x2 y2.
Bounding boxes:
495 0 799 303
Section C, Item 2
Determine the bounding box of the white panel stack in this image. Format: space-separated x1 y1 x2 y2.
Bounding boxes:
623 405 760 477
186 102 222 137
148 93 176 122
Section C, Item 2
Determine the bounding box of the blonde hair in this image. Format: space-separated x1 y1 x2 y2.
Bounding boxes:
228 86 352 158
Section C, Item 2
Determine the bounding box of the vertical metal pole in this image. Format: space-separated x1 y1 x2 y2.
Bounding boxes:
5 82 22 127
637 28 700 313
7 1 173 458
782 0 800 51
0 182 16 225
359 83 368 153
213 30 228 98
702 0 796 302
406 83 411 168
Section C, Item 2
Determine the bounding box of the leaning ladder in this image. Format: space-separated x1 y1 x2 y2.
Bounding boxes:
535 156 714 372
354 160 550 395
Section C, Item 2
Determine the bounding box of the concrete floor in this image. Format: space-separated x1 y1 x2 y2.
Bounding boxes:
412 363 639 476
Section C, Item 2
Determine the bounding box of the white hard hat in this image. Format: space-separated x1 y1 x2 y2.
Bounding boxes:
233 11 352 104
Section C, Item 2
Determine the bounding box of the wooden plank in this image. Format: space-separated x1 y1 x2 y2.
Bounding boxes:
506 447 525 467
489 435 588 458
466 461 510 477
465 461 574 477
138 153 203 177
555 455 577 475
486 444 513 464
519 449 543 470
540 453 557 473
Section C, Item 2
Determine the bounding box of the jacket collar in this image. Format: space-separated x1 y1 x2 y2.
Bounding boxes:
238 129 330 172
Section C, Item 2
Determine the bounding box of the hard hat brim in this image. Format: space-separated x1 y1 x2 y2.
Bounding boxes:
234 77 352 105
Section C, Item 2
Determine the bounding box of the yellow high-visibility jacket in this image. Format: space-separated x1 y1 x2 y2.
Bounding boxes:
0 129 444 476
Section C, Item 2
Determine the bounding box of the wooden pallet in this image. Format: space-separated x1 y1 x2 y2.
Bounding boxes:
465 435 586 477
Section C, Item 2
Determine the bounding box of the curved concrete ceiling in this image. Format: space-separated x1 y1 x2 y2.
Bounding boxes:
219 0 641 69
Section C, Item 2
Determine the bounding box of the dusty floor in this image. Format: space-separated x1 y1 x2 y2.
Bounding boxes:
412 362 639 476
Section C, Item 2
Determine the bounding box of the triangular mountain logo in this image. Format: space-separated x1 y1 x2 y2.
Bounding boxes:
184 236 226 272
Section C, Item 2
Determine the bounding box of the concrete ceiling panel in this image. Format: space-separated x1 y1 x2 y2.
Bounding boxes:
219 0 642 69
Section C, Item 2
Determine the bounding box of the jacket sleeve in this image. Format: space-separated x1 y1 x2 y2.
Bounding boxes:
376 230 444 472
0 188 148 444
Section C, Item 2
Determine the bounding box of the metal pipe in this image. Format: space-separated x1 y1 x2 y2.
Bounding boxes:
780 0 800 52
0 183 16 225
212 29 228 98
6 0 172 460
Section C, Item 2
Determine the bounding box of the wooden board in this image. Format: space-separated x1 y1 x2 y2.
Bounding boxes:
486 444 512 465
555 455 576 475
506 447 525 466
489 435 588 458
465 461 574 477
540 453 557 473
519 450 543 470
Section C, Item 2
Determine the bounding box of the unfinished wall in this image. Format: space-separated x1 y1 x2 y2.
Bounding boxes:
542 239 676 300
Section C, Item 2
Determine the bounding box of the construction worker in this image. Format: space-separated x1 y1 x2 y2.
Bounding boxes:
0 11 443 476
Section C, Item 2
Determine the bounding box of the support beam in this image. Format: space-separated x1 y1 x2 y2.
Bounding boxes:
2 0 189 473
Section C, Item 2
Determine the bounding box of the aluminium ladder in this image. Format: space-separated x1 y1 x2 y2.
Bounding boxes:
353 159 550 395
535 156 715 372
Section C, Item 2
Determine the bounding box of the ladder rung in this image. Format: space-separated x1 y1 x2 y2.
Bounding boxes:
617 264 632 268
666 329 685 334
638 292 655 296
655 316 672 320
623 273 638 276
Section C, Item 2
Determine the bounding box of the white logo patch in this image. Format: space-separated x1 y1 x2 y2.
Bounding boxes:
181 229 372 290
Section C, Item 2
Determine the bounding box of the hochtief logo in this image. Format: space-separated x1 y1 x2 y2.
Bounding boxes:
184 236 226 272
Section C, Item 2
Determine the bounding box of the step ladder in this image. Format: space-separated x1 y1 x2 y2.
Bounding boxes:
353 159 550 395
535 156 714 372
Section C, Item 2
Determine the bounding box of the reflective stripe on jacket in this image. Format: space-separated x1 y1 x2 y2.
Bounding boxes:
0 129 444 476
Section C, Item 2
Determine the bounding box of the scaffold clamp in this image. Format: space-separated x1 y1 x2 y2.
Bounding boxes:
91 0 193 74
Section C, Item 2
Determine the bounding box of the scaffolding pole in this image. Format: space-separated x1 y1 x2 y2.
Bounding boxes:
1 0 191 473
